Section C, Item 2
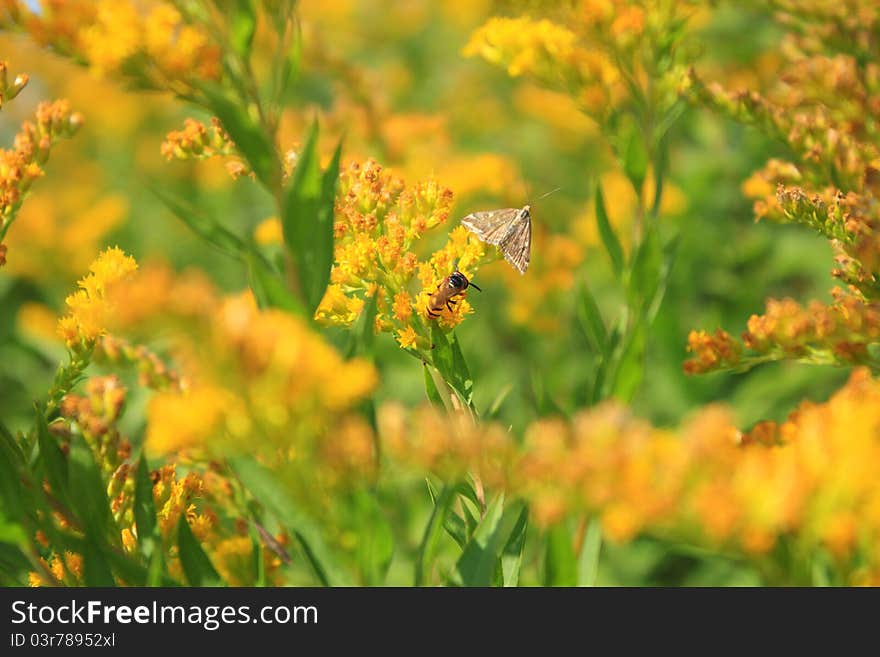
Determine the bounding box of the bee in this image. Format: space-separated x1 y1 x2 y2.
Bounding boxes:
426 270 481 319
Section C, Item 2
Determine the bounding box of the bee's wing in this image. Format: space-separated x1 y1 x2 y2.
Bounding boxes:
461 208 521 245
499 209 531 274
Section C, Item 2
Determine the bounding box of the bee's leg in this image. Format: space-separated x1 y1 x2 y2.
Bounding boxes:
446 301 455 311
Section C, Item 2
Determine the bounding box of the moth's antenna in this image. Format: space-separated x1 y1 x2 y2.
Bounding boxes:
537 186 562 200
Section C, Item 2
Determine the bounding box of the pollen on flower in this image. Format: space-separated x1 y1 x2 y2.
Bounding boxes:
392 291 413 322
396 325 418 349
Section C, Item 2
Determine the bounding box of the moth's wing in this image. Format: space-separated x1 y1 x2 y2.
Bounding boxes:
499 210 531 274
461 208 520 245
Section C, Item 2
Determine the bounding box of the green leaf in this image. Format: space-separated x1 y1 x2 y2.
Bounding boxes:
282 119 343 313
449 333 474 405
245 250 306 315
609 322 647 403
201 83 278 191
543 524 576 586
67 443 113 543
230 456 349 586
442 510 468 549
0 513 27 546
0 425 25 520
576 279 608 355
35 405 68 500
454 493 505 587
416 482 455 586
103 543 176 587
501 504 529 587
345 294 378 358
595 183 624 278
646 234 678 325
623 128 649 194
230 0 257 59
0 542 32 581
152 186 249 260
250 530 266 587
577 517 602 586
429 325 474 407
530 368 566 417
484 383 512 420
275 14 303 99
423 363 445 409
627 221 663 314
146 549 165 587
591 313 627 404
353 491 394 585
177 514 222 587
134 455 158 558
82 540 115 586
0 419 23 465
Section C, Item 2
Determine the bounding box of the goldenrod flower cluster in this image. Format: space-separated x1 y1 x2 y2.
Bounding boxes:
2 1 221 86
685 292 880 374
0 89 83 260
381 367 880 583
30 370 265 586
59 375 130 480
56 247 138 349
145 291 377 466
464 2 697 123
463 15 620 121
316 158 496 354
84 257 377 470
161 117 235 162
161 117 252 180
684 4 880 372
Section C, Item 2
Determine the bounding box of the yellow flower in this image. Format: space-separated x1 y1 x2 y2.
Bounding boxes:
57 247 138 347
396 325 418 350
317 158 498 356
79 1 141 77
392 291 413 323
10 0 220 88
254 216 283 246
463 17 578 80
146 385 232 455
210 536 254 587
138 284 378 461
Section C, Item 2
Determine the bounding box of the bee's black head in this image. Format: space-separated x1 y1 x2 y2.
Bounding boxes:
448 271 468 290
448 271 481 292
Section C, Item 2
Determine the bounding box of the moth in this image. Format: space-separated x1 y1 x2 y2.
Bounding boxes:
426 270 481 319
461 205 532 274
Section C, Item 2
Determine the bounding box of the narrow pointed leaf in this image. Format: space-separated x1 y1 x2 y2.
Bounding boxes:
501 504 529 587
415 482 455 586
577 517 602 586
454 494 505 587
544 524 577 586
134 455 158 558
595 183 624 277
177 514 222 586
